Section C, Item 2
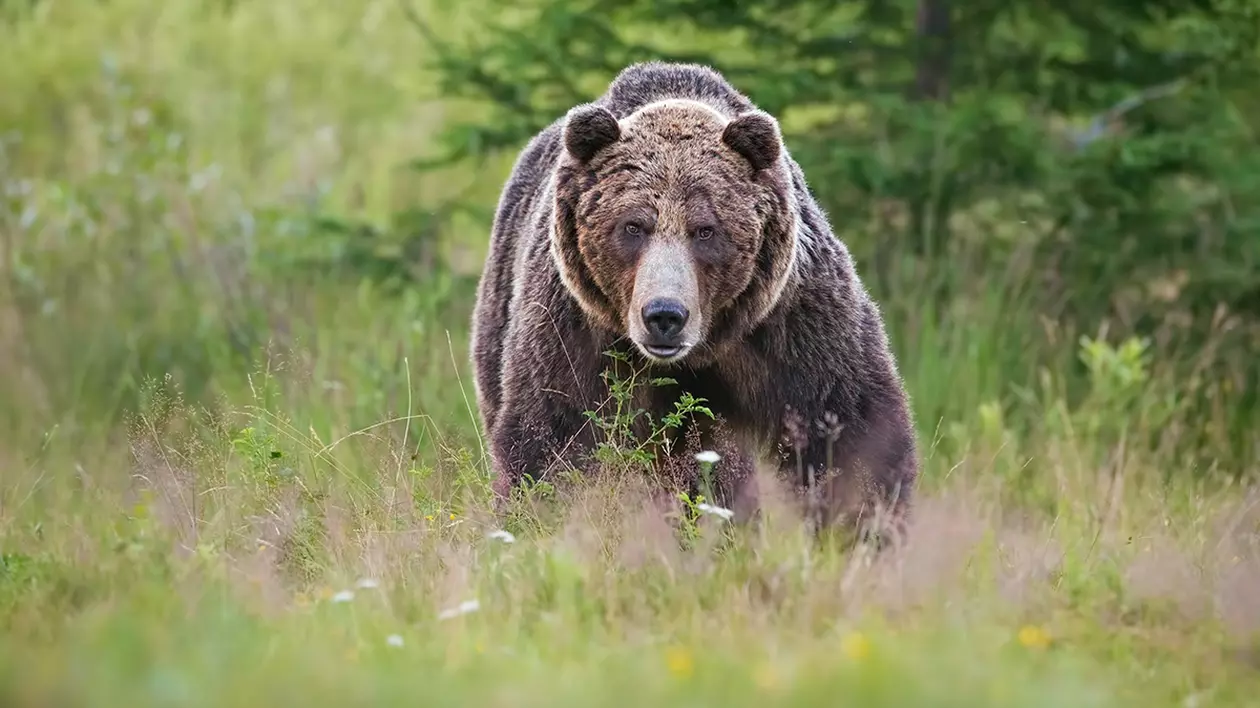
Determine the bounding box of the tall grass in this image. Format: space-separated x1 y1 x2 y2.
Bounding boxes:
1 1 1257 706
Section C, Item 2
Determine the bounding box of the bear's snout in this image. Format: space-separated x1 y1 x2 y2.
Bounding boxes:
628 238 702 363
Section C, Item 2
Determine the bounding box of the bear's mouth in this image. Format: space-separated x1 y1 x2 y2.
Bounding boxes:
642 343 686 360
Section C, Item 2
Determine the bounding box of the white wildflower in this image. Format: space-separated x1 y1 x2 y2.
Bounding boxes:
488 529 516 544
695 450 721 465
696 502 734 521
386 634 404 648
437 599 481 620
330 589 355 603
355 578 380 589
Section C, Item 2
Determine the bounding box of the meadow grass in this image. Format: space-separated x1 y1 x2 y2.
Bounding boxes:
2 1 1259 706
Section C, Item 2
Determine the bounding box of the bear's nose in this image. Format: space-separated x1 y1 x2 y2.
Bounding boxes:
641 298 690 341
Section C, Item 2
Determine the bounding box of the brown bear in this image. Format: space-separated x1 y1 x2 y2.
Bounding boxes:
470 61 919 542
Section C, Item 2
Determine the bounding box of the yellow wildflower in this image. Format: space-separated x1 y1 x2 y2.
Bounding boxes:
753 663 778 690
1017 624 1051 650
449 512 457 521
425 515 435 522
841 631 870 660
665 645 694 678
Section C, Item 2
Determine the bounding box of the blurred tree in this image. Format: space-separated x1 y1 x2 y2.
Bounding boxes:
409 0 1258 312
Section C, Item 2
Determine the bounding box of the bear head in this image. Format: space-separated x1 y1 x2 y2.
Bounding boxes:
551 97 799 366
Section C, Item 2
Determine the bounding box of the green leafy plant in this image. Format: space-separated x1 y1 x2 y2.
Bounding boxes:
583 349 715 472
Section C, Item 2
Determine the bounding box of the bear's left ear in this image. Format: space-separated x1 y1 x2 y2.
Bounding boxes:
722 110 782 171
563 103 621 163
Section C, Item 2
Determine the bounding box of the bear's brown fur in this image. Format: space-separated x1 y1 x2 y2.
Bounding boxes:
470 61 919 542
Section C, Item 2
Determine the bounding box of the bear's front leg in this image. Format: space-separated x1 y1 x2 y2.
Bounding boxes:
488 395 596 506
485 321 609 512
780 390 919 548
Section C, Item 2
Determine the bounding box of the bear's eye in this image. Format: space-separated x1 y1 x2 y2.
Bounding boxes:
623 222 643 237
695 226 715 241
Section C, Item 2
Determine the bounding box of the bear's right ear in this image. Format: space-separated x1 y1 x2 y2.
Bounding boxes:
563 104 621 163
